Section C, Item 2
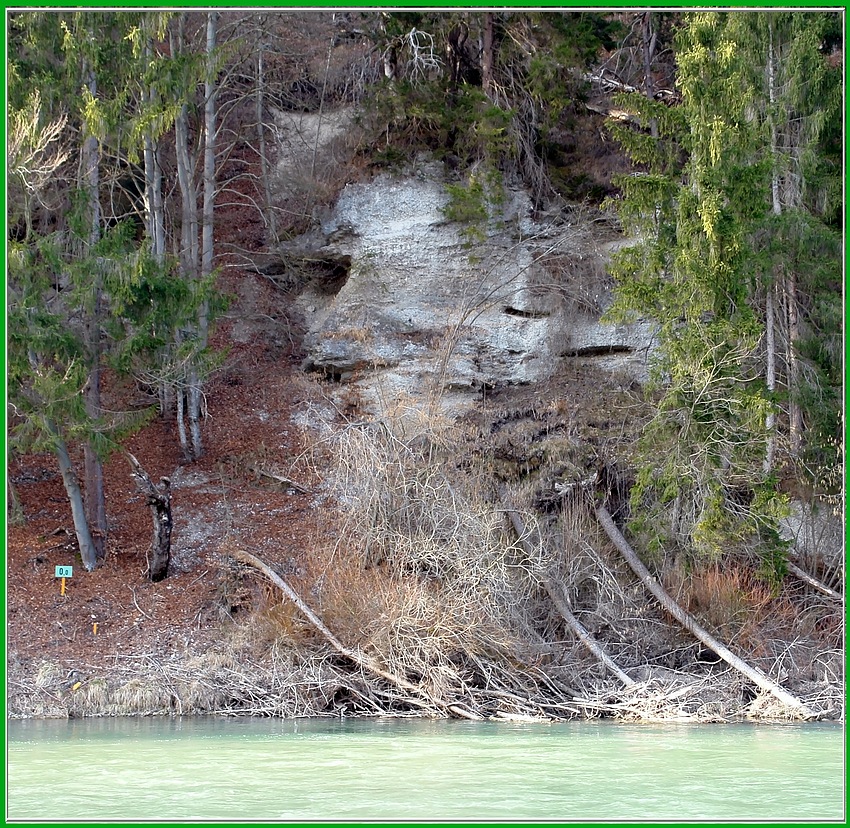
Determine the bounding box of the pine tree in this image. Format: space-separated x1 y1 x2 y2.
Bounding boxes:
605 10 841 574
7 11 220 571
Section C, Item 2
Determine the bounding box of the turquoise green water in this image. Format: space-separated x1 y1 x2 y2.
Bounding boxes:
6 717 845 821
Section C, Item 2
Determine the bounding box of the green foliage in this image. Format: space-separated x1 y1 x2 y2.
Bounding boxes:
7 10 229 468
362 11 618 199
8 207 205 461
540 11 624 67
444 178 488 226
605 11 841 566
362 78 514 170
442 168 505 245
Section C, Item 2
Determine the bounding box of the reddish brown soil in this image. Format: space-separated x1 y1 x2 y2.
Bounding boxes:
6 120 338 693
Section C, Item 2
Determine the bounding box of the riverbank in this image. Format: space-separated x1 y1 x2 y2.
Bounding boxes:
7 277 843 726
7 635 844 723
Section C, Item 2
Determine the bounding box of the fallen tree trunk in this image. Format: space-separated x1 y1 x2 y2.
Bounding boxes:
786 560 842 601
245 463 312 494
499 489 635 687
231 549 481 719
595 506 813 718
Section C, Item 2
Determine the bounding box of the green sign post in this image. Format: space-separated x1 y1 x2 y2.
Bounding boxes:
55 565 73 595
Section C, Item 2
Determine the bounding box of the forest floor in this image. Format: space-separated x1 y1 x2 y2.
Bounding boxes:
6 259 334 712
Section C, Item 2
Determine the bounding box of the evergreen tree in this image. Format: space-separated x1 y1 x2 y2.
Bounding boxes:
605 10 841 573
7 10 219 570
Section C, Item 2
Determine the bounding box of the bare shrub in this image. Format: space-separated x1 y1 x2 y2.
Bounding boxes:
304 415 551 701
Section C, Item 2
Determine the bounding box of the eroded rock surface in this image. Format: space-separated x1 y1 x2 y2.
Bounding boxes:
276 151 652 419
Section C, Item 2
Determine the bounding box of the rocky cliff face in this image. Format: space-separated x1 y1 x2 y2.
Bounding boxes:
275 151 651 420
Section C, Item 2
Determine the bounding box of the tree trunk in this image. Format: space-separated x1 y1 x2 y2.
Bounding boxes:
187 372 203 459
787 269 803 454
170 16 200 459
481 12 494 100
127 452 172 582
786 560 841 600
255 25 278 245
82 378 106 561
49 421 99 571
175 385 191 462
233 548 462 715
8 471 25 525
142 37 166 264
186 9 218 461
142 34 170 419
201 10 217 321
641 11 658 139
765 18 783 473
595 505 813 717
173 15 200 283
765 17 806 464
174 103 198 280
764 282 777 474
81 62 107 563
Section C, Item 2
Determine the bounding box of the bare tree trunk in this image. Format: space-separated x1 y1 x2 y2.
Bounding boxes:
7 471 24 525
175 385 190 462
187 376 203 458
173 15 199 284
499 487 634 686
127 452 172 582
641 11 658 139
766 18 805 464
787 269 803 454
186 10 219 461
786 560 841 600
233 549 469 716
142 36 166 264
764 282 777 474
200 10 217 317
49 420 98 571
169 15 200 458
82 349 106 561
481 12 494 100
596 505 813 717
158 381 173 419
255 23 278 245
142 34 171 421
765 19 781 475
81 62 107 563
174 106 198 279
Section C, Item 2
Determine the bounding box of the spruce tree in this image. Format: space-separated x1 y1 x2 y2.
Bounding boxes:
605 10 841 574
7 10 220 570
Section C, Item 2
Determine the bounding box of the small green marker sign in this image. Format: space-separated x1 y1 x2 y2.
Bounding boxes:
55 565 73 578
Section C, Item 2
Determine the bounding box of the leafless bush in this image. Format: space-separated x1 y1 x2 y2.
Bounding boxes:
321 419 543 634
554 501 627 611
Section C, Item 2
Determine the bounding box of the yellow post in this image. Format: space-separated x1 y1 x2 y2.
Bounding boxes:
60 577 66 596
93 622 98 635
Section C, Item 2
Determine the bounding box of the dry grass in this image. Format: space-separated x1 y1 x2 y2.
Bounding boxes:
662 561 776 643
326 325 373 344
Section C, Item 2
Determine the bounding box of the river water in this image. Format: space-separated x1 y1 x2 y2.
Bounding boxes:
6 717 844 821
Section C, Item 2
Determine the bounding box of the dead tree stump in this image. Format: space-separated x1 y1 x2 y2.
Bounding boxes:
127 452 172 582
